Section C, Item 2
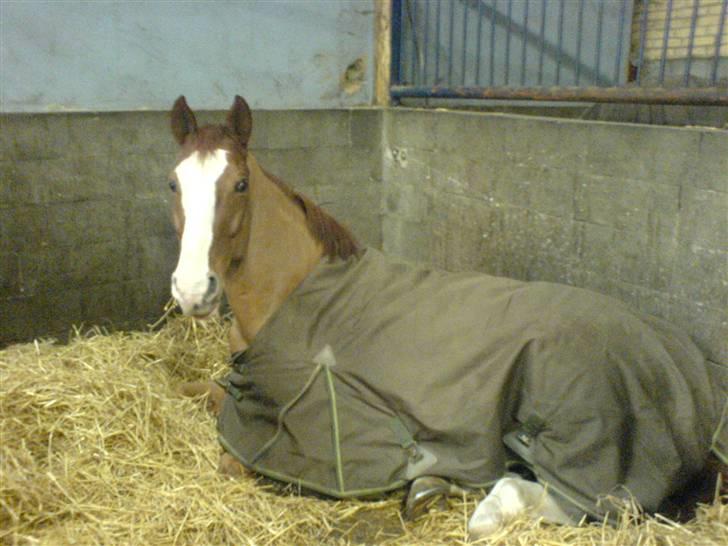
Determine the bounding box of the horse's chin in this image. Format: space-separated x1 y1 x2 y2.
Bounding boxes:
191 305 220 320
179 301 221 321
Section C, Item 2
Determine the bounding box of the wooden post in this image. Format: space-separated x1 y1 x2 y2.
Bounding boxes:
374 0 392 106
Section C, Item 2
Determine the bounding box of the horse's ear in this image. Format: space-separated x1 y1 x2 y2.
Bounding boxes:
171 96 198 146
227 95 252 146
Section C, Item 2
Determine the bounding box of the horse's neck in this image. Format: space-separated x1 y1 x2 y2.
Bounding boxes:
224 157 323 351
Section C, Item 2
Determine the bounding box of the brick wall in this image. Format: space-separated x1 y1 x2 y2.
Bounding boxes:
0 109 382 345
632 0 727 61
382 109 727 369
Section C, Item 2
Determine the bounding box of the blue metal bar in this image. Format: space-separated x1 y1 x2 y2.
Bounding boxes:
505 0 513 84
434 0 441 84
423 0 430 85
556 0 565 84
521 0 529 86
410 0 418 85
475 0 484 85
711 0 727 85
684 0 700 87
461 0 469 85
595 0 604 85
614 0 627 84
636 0 649 84
538 0 547 85
390 84 728 105
575 0 584 85
658 0 673 85
448 0 455 85
489 0 496 86
391 0 403 86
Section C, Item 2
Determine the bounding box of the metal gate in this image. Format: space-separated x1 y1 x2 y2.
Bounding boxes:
391 0 728 105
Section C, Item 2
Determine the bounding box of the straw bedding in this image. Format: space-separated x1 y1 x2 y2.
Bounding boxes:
1 315 726 545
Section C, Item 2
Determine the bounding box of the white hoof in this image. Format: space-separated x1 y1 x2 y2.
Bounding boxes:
467 476 574 540
468 495 506 538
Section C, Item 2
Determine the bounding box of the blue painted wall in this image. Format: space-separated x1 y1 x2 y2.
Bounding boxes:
1 0 375 112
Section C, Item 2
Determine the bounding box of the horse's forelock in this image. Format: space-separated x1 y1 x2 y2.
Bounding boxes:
182 125 246 160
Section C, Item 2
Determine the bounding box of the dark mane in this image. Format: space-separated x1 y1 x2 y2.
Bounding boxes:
263 169 362 261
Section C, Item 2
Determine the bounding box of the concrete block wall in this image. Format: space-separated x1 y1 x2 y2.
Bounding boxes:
2 106 725 379
0 109 382 345
381 109 728 369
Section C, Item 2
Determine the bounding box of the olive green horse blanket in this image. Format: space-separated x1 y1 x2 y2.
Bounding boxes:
218 248 724 518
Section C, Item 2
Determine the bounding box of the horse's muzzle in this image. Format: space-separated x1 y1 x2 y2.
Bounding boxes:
171 272 222 318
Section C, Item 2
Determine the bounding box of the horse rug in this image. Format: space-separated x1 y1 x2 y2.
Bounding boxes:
217 248 724 518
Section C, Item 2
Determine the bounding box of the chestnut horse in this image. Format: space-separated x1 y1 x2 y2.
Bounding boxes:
168 96 723 540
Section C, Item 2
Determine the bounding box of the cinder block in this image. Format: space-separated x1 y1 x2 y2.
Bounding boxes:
497 116 590 170
646 127 700 186
46 200 126 247
127 196 177 238
432 111 505 159
0 296 36 344
523 167 578 219
349 109 382 149
526 213 582 283
671 244 728 310
383 109 436 151
383 179 431 219
0 161 41 206
575 175 680 233
451 199 522 277
111 152 177 199
383 147 431 195
108 111 175 156
136 236 178 279
0 205 48 251
346 146 384 186
17 241 134 296
0 114 70 161
64 114 113 158
4 156 113 206
317 181 381 231
678 186 728 251
254 146 375 190
381 216 431 263
80 283 128 327
429 149 495 200
31 287 85 338
258 110 351 150
0 252 20 298
669 302 727 365
693 132 728 192
584 124 653 180
24 156 114 203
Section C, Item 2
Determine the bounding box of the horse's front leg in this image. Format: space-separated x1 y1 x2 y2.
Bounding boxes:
179 380 227 416
179 380 248 478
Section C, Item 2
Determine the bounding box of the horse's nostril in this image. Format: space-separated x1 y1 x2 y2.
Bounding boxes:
207 274 219 297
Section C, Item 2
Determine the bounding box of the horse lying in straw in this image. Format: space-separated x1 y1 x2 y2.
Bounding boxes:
168 95 726 539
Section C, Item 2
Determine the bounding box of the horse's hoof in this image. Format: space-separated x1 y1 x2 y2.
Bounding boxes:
403 476 464 520
468 497 505 540
179 380 226 416
218 452 245 478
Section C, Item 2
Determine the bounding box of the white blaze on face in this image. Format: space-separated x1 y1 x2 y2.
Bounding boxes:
172 149 228 310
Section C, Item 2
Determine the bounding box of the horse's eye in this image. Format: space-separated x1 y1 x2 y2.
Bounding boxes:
168 180 177 192
235 178 248 193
